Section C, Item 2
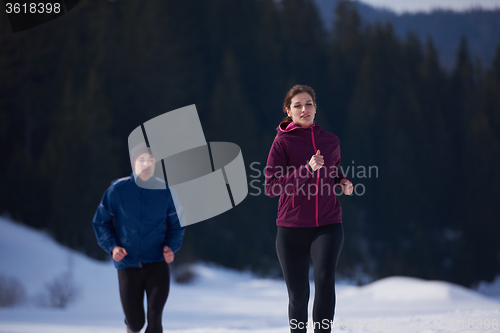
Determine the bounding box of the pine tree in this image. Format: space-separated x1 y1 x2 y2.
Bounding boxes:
280 0 328 92
327 0 366 137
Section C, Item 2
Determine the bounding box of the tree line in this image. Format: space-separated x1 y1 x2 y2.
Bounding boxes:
1 0 499 287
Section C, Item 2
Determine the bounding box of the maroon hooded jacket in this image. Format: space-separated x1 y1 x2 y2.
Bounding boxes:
265 121 349 228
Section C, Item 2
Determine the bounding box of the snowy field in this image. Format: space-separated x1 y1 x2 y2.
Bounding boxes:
0 216 499 333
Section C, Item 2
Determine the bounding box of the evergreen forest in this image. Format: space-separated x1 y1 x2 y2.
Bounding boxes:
1 0 499 287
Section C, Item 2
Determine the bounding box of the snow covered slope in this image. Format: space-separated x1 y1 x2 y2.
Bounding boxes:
0 217 499 333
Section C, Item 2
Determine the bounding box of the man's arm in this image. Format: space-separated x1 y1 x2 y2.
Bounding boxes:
92 187 119 255
164 188 186 254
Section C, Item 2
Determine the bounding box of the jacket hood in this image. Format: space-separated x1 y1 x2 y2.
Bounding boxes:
277 121 321 137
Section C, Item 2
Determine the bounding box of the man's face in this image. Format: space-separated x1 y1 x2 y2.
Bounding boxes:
134 152 156 181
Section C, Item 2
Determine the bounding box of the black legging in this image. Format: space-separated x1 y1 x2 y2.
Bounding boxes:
276 223 344 333
117 261 170 333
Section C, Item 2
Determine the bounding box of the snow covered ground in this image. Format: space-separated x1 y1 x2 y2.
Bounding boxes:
0 216 499 333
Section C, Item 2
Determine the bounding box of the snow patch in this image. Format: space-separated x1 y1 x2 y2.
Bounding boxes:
1 216 500 333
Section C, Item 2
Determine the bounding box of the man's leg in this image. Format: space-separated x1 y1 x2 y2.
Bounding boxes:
144 261 170 333
118 268 146 333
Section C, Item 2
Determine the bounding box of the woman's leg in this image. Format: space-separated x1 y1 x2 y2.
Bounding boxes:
144 261 170 333
277 226 315 333
310 223 344 333
117 268 146 333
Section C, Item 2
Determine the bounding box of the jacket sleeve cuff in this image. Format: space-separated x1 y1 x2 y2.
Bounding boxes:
335 176 352 187
107 241 118 256
306 163 314 174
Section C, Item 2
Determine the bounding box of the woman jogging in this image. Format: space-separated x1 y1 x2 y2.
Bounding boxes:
265 85 353 333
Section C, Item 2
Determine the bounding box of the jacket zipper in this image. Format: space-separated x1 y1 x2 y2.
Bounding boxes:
310 127 319 226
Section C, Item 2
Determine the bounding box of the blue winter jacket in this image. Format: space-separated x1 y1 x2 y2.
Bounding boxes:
92 173 186 270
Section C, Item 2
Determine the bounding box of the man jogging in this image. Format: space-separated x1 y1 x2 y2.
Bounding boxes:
93 143 185 333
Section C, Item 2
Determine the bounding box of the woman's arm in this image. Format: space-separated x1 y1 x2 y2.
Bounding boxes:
333 145 353 195
265 140 313 198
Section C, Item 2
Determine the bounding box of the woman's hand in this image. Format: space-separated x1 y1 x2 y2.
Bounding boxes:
163 246 175 263
340 179 353 195
112 246 128 262
308 150 324 171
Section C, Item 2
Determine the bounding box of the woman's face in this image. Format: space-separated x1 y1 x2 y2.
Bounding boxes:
286 92 316 127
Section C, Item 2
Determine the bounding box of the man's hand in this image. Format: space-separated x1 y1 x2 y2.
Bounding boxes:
163 246 174 264
112 246 128 262
340 179 353 195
